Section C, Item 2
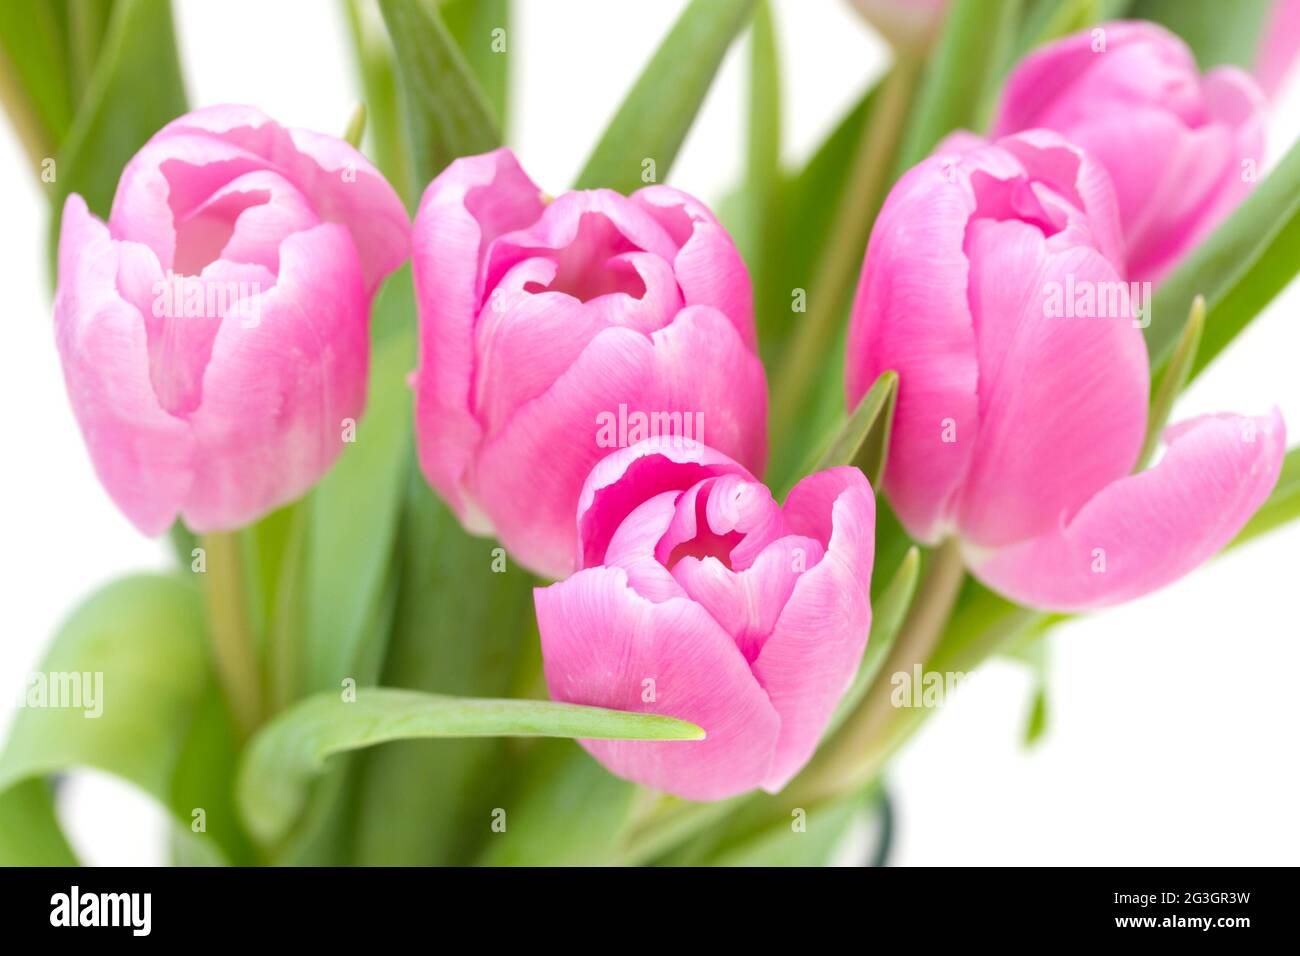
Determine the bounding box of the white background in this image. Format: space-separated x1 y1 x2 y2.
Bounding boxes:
1 0 1296 866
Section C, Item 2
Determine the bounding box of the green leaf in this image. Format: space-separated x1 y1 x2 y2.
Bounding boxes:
705 790 865 866
574 0 755 192
49 0 187 272
0 779 78 866
1147 139 1300 380
475 741 638 866
1139 295 1204 470
343 0 413 204
1130 0 1271 69
754 80 879 362
1231 447 1300 548
767 62 917 476
810 370 898 486
1023 684 1049 747
0 0 75 164
349 482 539 866
825 546 921 739
440 0 510 129
378 0 500 185
301 303 416 698
0 575 252 865
893 0 1022 173
238 688 703 844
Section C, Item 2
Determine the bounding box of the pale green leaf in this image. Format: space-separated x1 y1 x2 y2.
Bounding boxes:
238 688 703 844
574 0 755 192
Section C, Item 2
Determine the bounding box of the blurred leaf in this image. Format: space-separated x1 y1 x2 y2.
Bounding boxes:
574 0 755 192
1147 139 1300 380
768 62 917 477
66 0 117 101
755 80 879 361
893 0 1022 172
0 575 252 865
825 547 921 739
1231 447 1300 548
1023 684 1049 747
0 779 78 866
49 0 187 273
378 0 500 185
343 0 413 203
0 0 74 164
342 101 367 148
349 479 538 866
440 0 510 129
1130 0 1270 69
706 790 865 866
810 370 898 487
899 0 1019 171
301 298 415 698
475 741 638 866
1140 295 1204 469
238 688 702 845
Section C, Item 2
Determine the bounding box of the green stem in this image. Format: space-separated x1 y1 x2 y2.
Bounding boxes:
767 56 920 454
790 537 966 803
200 532 262 737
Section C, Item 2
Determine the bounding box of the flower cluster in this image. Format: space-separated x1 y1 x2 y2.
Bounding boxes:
52 23 1286 801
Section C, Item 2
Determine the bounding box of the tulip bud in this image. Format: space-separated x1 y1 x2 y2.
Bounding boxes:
535 437 874 801
53 105 409 535
411 149 767 579
993 21 1266 283
846 129 1285 612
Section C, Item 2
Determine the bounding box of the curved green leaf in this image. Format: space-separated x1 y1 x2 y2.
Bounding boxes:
825 546 921 739
1148 139 1300 379
811 370 898 487
239 688 703 844
1130 0 1270 69
49 0 187 274
0 575 250 865
0 780 78 866
1140 295 1204 469
378 0 500 185
574 0 755 192
893 0 1021 173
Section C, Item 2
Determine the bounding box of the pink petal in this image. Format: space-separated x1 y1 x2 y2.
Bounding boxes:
472 306 766 579
846 152 979 543
577 436 757 572
631 185 757 350
112 105 408 293
53 196 193 535
537 566 781 801
412 148 545 528
181 223 368 531
755 467 875 790
969 410 1286 611
952 219 1148 547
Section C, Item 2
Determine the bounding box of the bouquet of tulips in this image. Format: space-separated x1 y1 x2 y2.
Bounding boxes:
2 0 1297 868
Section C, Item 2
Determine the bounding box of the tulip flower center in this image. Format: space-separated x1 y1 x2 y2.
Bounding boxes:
171 187 272 276
522 212 648 302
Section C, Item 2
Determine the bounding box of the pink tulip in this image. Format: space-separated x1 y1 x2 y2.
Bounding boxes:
53 105 409 535
846 129 1285 612
992 21 1266 284
535 437 874 801
411 148 767 579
